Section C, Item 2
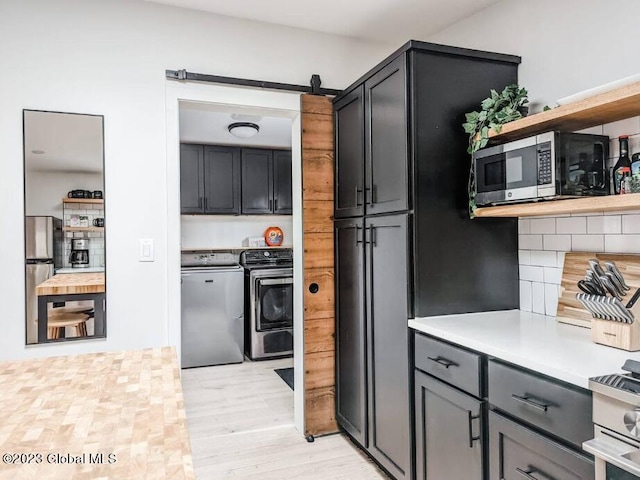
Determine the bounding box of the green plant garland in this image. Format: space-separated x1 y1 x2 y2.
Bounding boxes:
463 84 529 217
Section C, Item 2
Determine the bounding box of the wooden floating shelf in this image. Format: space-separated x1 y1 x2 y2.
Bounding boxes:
62 198 104 205
488 81 640 142
63 226 105 233
474 193 640 218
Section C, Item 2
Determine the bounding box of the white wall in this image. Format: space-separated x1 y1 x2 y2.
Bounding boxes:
429 0 640 110
26 172 103 218
0 0 393 361
431 0 640 316
181 216 293 249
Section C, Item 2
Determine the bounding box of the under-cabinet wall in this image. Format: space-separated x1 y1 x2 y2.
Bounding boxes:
518 117 640 315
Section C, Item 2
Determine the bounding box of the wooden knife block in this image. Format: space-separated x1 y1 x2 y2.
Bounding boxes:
557 253 640 328
592 300 640 351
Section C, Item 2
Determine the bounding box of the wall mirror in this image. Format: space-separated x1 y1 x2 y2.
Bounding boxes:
23 110 106 345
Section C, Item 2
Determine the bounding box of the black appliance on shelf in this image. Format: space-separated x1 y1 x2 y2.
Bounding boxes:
67 190 92 199
240 249 293 360
333 40 521 480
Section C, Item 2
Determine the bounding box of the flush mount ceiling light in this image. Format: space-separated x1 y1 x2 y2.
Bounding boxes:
228 122 259 139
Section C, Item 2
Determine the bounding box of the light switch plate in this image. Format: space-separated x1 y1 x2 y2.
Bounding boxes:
139 239 154 262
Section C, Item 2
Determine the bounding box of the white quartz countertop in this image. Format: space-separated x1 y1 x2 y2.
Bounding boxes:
55 267 105 274
409 310 640 389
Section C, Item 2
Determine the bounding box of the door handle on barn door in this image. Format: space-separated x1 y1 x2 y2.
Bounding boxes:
308 283 319 294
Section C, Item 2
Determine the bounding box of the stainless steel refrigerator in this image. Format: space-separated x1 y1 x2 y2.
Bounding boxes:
25 216 63 343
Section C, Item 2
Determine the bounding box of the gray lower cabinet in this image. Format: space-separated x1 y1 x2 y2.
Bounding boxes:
335 213 411 480
415 370 484 480
489 411 594 480
335 218 367 446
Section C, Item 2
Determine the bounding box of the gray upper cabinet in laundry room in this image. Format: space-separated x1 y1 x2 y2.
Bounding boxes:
273 150 293 214
334 85 365 219
241 148 273 214
180 144 204 214
203 145 241 215
365 56 409 216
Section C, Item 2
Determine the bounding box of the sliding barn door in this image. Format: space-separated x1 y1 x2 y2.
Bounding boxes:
301 94 338 436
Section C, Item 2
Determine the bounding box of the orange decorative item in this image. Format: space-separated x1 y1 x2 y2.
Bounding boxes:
264 226 284 246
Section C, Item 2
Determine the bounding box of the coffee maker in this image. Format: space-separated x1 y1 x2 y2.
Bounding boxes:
70 238 89 268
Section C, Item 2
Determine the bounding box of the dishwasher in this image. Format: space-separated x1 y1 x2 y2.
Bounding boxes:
181 252 244 368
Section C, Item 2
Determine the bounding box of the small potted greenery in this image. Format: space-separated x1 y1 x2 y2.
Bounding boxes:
462 84 529 217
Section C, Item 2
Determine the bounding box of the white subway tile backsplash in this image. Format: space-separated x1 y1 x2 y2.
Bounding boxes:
530 218 557 234
622 214 640 234
543 235 571 251
530 250 557 267
543 267 563 285
571 234 604 252
532 282 545 314
518 250 531 266
587 215 622 234
603 116 640 138
518 219 531 234
605 235 640 254
544 283 559 316
556 217 586 234
519 265 544 282
519 281 532 312
519 234 543 250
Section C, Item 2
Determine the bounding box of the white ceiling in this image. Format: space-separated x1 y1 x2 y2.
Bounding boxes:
24 111 104 174
143 0 501 43
180 102 292 148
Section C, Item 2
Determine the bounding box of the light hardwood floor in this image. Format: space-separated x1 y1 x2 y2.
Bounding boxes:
182 359 388 479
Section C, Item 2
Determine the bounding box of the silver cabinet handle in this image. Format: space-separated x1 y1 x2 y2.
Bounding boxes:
355 186 363 207
427 356 459 369
516 467 544 480
467 411 480 448
511 394 550 413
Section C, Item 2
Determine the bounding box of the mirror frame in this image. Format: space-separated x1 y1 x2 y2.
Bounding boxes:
22 109 107 345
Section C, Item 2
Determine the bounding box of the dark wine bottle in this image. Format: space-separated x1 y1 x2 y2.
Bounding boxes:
614 135 632 194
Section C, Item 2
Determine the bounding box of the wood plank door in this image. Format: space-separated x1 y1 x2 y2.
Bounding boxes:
301 94 338 436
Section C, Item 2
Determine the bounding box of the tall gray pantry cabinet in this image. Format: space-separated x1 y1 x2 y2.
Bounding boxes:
333 41 521 480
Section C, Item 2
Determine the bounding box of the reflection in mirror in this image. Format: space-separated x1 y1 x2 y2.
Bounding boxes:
23 110 106 345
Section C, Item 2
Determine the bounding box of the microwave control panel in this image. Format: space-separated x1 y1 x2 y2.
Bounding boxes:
537 144 553 185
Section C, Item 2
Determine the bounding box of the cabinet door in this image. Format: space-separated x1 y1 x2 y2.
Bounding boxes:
335 218 367 447
180 144 204 214
242 148 273 214
489 411 594 480
415 371 484 480
334 86 365 218
365 213 411 480
273 150 292 214
203 146 241 215
365 55 409 215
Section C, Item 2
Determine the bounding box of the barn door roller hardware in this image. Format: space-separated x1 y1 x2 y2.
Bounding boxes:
166 69 341 96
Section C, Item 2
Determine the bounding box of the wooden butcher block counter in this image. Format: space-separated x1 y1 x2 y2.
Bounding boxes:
35 273 105 296
0 347 194 480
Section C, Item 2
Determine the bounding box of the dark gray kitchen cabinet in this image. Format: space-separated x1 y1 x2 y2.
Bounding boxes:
334 86 365 219
203 146 241 214
489 411 594 480
335 217 367 447
334 212 411 480
242 148 273 214
365 55 409 216
273 150 293 214
366 213 411 480
415 371 484 480
180 144 204 214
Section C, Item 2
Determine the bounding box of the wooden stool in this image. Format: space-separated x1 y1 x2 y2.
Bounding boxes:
49 306 94 316
46 313 90 340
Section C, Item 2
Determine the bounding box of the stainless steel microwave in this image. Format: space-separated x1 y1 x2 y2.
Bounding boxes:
473 131 609 206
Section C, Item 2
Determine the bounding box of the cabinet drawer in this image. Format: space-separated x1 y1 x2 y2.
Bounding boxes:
414 333 483 398
489 411 593 480
488 360 592 448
